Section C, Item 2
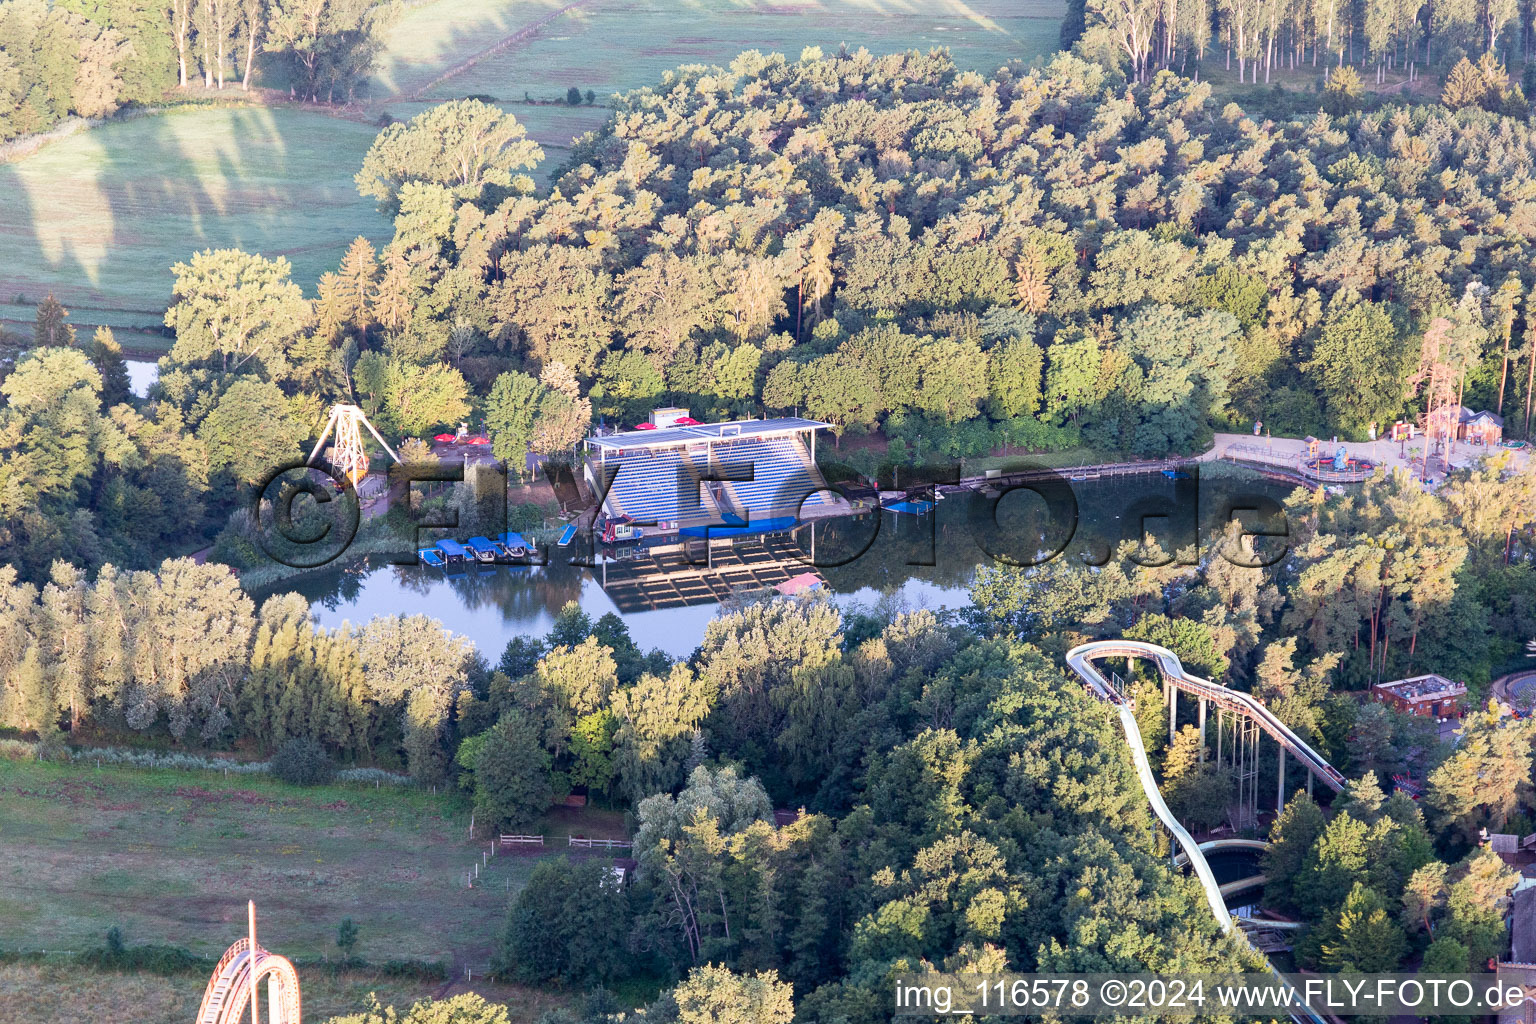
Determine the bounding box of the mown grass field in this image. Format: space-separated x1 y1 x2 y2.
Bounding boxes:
426 0 1065 104
0 759 609 970
368 0 571 98
0 0 1065 325
0 962 569 1024
0 108 392 317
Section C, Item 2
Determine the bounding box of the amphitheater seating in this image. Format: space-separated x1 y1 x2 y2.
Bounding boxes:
710 438 828 521
601 448 720 524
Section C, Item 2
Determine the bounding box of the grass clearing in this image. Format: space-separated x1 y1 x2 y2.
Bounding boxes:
0 962 568 1024
369 0 570 98
0 758 563 969
426 0 1065 104
0 107 392 313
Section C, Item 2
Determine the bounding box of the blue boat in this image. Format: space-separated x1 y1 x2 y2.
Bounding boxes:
418 548 446 567
557 523 578 547
496 531 529 557
434 539 470 562
465 536 499 562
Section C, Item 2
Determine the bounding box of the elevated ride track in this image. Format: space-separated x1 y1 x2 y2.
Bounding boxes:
1066 640 1343 1024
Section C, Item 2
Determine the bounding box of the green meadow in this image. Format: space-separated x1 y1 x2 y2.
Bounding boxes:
0 108 391 321
427 0 1066 103
0 758 546 966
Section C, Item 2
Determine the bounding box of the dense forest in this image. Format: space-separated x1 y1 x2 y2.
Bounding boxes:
9 27 1536 1023
1072 0 1536 85
16 48 1536 582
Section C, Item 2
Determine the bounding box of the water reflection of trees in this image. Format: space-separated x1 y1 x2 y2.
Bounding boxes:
816 472 1294 593
272 470 1294 637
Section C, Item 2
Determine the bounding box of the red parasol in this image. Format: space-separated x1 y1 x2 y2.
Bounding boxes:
632 422 657 430
433 433 455 442
466 436 491 445
674 416 701 425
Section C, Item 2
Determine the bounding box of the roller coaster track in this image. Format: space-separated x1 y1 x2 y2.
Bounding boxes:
1066 640 1343 1024
194 937 302 1024
1069 641 1347 794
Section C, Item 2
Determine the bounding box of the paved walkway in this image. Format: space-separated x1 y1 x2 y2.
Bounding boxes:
1212 431 1525 487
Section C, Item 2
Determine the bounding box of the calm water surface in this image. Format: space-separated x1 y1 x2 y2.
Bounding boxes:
272 468 1294 661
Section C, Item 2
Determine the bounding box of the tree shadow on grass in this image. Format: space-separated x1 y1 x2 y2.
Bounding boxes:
0 107 391 318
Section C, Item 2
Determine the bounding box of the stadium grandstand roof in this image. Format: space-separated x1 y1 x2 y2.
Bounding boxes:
586 417 830 454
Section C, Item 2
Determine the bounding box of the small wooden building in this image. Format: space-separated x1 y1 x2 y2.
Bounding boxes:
1463 409 1504 445
1371 673 1467 719
1424 406 1504 445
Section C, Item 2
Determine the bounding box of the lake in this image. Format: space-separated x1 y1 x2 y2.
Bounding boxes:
273 466 1298 662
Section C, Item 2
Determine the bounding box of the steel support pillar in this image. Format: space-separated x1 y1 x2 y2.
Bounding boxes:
1169 683 1178 745
1276 743 1286 811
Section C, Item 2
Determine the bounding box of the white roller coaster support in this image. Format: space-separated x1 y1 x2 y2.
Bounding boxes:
1066 640 1340 1024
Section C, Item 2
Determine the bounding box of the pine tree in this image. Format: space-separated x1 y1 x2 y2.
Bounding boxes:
1336 770 1386 823
1325 65 1363 113
371 246 413 337
1427 702 1536 834
1130 675 1167 762
1322 882 1406 971
334 236 378 340
1403 861 1448 936
1443 57 1488 108
1161 724 1229 830
86 326 132 408
1263 794 1327 912
1295 813 1371 921
33 294 75 348
1014 242 1053 314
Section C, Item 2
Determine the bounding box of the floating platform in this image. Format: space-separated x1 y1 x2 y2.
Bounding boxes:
557 524 578 547
597 534 826 613
886 499 935 515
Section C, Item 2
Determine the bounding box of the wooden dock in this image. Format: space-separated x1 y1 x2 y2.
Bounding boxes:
596 533 824 613
1219 443 1373 484
948 457 1195 492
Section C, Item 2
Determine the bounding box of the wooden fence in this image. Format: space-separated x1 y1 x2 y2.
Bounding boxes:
567 837 632 850
497 833 632 850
